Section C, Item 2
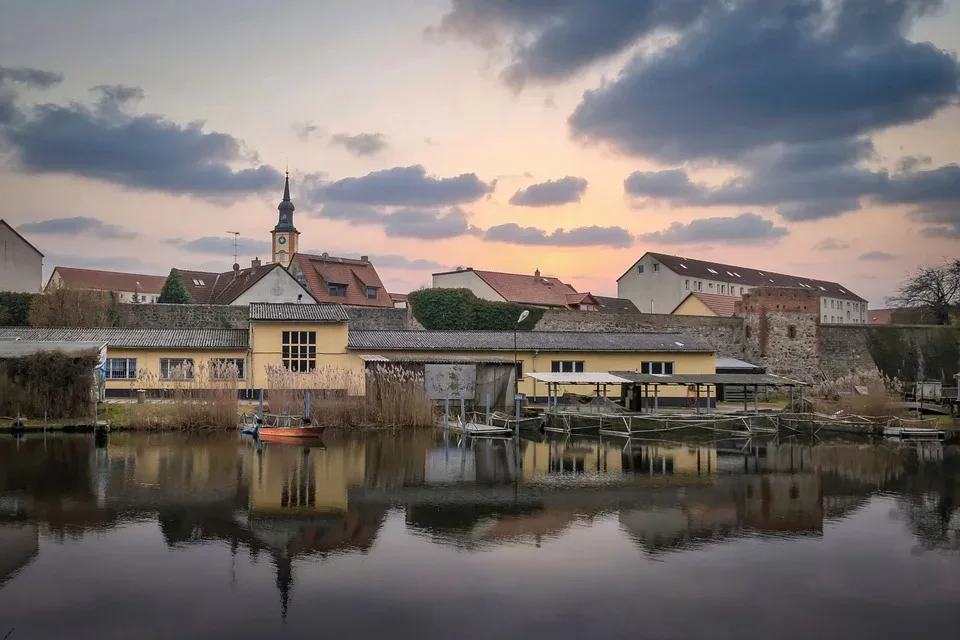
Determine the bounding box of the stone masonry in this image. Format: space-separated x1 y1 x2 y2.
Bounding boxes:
738 287 822 381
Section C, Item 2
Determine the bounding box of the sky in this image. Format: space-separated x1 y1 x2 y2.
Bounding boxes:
1 0 959 306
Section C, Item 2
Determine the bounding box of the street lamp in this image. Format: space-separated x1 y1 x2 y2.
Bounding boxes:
514 310 529 420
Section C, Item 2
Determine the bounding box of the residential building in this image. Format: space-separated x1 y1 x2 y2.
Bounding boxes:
173 260 315 305
389 293 408 309
0 305 716 402
287 253 393 307
45 266 167 303
671 292 738 317
869 308 896 325
594 296 639 312
0 219 44 293
618 252 868 323
432 267 599 310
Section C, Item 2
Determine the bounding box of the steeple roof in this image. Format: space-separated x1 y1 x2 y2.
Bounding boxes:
278 172 295 212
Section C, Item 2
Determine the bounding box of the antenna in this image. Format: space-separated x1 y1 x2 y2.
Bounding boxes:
226 231 240 264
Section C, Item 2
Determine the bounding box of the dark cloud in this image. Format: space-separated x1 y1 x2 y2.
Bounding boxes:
165 236 271 255
640 212 788 245
813 237 851 251
432 0 711 88
859 251 898 261
624 169 702 200
307 165 494 207
569 0 958 163
0 79 282 198
909 206 960 238
363 254 447 271
314 202 482 240
18 216 138 239
508 176 588 207
897 155 933 172
0 66 63 89
329 132 389 157
484 223 633 248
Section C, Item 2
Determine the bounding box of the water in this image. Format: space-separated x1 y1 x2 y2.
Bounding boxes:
1 430 958 639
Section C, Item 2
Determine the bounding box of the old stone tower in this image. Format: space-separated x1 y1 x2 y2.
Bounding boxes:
271 172 300 268
738 287 821 381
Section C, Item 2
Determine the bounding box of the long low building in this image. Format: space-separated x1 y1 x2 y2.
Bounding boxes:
0 303 717 402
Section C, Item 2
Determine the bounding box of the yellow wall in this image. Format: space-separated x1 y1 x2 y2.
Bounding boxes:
249 321 363 389
672 295 717 317
104 348 249 390
352 349 715 398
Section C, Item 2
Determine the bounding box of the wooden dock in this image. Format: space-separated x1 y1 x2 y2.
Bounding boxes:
439 417 513 438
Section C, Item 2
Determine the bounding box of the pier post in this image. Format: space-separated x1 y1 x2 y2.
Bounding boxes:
696 385 701 414
304 392 310 419
486 393 491 425
444 396 449 429
460 394 466 429
706 385 712 414
754 386 759 412
654 385 659 414
258 388 264 420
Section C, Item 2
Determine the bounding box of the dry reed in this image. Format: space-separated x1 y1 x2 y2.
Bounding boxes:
808 369 905 417
265 365 435 428
123 361 240 429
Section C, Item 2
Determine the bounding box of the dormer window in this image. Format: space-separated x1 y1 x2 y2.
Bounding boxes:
192 279 205 286
328 283 347 297
365 286 378 299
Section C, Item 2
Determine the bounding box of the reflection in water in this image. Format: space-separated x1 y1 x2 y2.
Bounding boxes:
0 431 958 637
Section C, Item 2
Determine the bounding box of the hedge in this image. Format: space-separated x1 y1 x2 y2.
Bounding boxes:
0 351 100 418
0 292 34 326
407 288 544 331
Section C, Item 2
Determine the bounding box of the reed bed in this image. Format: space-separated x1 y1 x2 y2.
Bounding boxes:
124 361 240 429
807 369 906 417
265 365 436 428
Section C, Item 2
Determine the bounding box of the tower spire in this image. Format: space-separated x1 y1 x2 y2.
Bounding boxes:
282 170 291 203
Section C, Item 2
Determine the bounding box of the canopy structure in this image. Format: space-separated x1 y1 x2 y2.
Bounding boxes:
610 372 805 386
527 372 631 385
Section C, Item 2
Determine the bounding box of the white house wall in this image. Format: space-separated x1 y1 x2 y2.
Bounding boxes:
432 270 507 302
231 268 316 305
0 224 43 293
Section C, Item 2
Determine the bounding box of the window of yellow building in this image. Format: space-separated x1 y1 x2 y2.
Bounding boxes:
105 358 137 380
641 361 674 374
160 358 194 380
551 360 585 373
282 331 316 372
210 358 245 380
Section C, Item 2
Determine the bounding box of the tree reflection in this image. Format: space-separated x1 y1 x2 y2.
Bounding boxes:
896 446 959 554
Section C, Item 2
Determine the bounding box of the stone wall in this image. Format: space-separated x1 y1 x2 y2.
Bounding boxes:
344 305 421 330
822 324 960 383
534 310 746 358
740 287 822 381
116 303 250 329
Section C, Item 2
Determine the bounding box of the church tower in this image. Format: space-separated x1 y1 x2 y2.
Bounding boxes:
271 172 299 268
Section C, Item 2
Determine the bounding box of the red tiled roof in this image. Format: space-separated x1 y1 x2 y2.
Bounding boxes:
673 292 739 317
2 220 44 257
447 269 593 307
174 263 313 305
50 266 167 294
389 293 408 302
868 309 896 325
289 253 393 307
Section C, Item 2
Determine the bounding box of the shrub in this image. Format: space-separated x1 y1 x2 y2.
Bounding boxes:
407 288 543 331
29 287 120 327
158 269 195 304
0 351 99 418
264 365 435 428
0 292 34 326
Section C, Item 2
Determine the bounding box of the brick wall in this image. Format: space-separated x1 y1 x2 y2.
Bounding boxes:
534 310 745 357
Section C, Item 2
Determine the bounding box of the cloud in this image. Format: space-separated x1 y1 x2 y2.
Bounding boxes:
383 207 482 240
484 223 633 248
569 0 958 163
859 251 898 261
165 236 271 256
307 165 494 207
909 206 960 238
814 237 851 251
363 254 447 271
898 155 933 172
640 212 788 245
432 0 711 88
329 132 389 157
18 216 138 239
0 66 63 89
508 176 588 207
293 121 321 141
624 169 702 200
0 78 282 199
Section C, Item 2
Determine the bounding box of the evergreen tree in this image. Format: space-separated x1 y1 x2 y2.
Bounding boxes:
158 269 195 304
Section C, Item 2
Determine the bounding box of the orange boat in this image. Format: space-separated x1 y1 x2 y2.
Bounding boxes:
256 426 325 439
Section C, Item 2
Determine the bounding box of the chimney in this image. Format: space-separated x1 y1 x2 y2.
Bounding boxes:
534 268 541 280
360 255 369 263
251 257 261 269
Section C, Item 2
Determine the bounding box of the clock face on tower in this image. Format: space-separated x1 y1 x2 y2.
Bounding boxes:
278 236 286 245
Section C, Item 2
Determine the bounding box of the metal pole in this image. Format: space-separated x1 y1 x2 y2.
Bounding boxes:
258 388 264 420
444 396 449 429
696 385 701 414
754 386 759 412
304 391 310 419
460 394 466 428
654 385 659 414
706 385 712 414
486 393 491 425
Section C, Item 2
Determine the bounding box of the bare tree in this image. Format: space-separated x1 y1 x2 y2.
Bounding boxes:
887 259 960 325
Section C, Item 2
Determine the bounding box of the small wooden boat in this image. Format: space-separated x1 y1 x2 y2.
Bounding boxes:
239 412 325 439
256 433 326 447
256 426 326 439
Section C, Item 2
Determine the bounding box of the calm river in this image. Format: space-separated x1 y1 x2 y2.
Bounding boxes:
1 430 958 639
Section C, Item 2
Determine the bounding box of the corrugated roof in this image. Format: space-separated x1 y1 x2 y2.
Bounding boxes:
249 302 349 322
0 340 106 359
620 252 865 302
363 354 514 364
594 296 639 312
528 372 631 384
290 253 394 308
49 267 168 294
348 330 712 353
674 292 739 317
2 219 44 257
611 371 805 386
0 327 248 349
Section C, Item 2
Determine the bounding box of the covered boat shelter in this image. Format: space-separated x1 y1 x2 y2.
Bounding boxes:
610 372 807 414
527 372 632 411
